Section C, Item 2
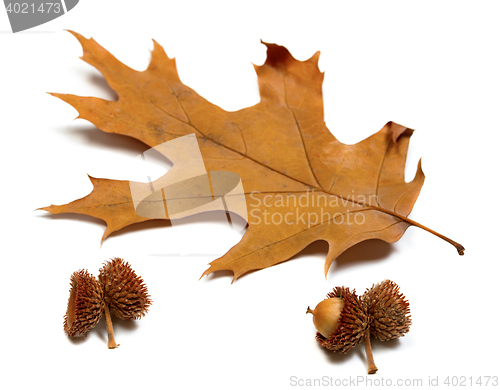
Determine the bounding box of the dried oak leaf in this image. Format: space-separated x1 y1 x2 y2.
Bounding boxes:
41 31 464 281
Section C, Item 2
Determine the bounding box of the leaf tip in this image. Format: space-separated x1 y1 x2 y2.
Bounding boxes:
199 266 213 280
65 29 85 41
200 265 239 283
416 158 425 180
386 121 411 143
261 41 294 67
101 228 112 246
324 242 336 277
86 174 99 184
151 38 166 54
323 264 330 279
310 50 321 68
151 38 163 54
65 30 89 53
47 92 63 99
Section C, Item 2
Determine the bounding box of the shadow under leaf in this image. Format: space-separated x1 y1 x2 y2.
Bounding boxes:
329 239 393 275
87 73 118 101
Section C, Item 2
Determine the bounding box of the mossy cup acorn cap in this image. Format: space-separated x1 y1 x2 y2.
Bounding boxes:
362 279 411 341
98 257 152 320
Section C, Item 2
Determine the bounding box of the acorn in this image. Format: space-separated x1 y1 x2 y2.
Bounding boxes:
98 257 152 348
63 270 104 337
307 280 411 374
307 287 368 354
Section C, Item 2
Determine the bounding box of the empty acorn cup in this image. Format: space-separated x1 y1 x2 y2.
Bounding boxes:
99 257 152 348
64 269 104 337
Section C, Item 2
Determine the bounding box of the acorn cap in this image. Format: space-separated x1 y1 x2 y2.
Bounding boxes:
362 280 411 341
316 287 369 353
98 258 152 320
64 269 104 337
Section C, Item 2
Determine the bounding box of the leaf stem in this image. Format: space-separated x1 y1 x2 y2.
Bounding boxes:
371 206 464 255
364 329 378 375
104 304 119 349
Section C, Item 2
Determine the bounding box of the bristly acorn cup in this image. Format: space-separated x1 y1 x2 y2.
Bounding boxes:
63 258 152 348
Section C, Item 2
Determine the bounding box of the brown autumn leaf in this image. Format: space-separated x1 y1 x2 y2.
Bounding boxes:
41 31 464 280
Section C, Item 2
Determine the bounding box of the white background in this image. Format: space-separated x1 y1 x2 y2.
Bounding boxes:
1 1 499 389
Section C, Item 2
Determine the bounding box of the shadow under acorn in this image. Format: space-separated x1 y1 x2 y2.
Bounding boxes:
93 314 140 345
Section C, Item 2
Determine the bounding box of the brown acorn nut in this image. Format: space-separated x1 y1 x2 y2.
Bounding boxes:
306 297 344 338
98 258 152 349
64 270 104 337
307 280 411 375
